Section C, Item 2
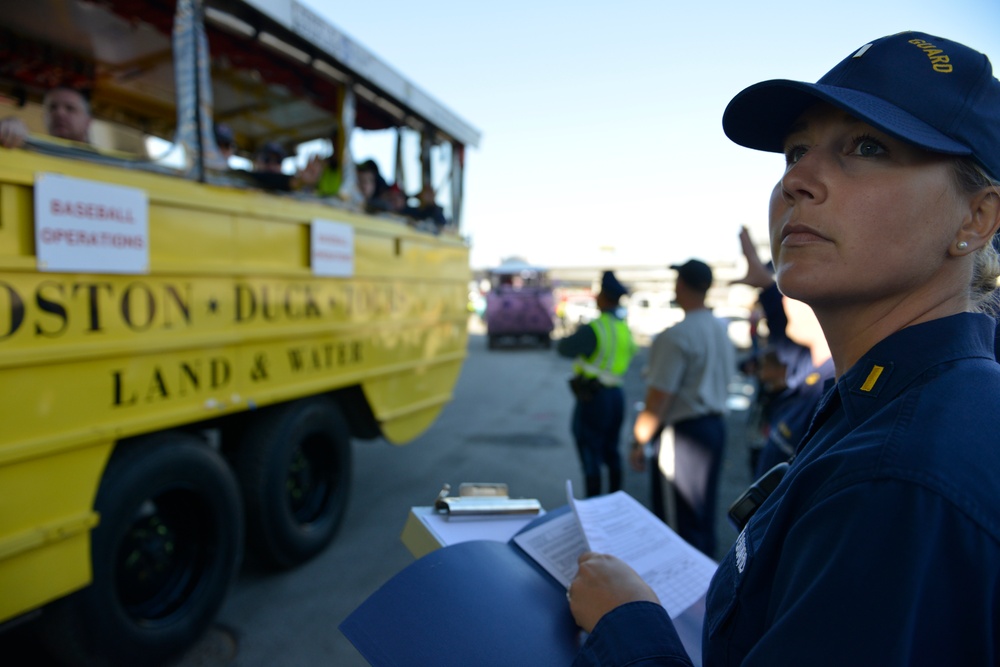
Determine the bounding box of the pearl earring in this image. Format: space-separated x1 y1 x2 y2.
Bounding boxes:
957 241 969 250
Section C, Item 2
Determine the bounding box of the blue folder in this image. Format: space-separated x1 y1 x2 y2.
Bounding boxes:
340 506 705 666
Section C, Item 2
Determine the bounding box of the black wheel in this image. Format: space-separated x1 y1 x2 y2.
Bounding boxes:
39 433 243 667
539 334 552 348
237 397 352 568
487 334 497 349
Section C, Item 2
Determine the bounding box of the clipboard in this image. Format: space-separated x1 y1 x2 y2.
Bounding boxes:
433 483 542 518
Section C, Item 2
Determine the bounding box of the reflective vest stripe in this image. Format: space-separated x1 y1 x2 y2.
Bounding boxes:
574 313 633 386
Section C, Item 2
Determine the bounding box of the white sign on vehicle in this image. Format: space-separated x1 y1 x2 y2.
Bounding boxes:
34 173 149 274
311 219 354 277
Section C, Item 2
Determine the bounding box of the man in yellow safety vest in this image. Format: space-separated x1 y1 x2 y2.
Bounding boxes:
557 271 637 497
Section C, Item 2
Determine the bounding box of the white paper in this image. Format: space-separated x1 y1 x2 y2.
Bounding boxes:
512 511 588 588
565 478 589 549
574 491 717 617
513 483 717 618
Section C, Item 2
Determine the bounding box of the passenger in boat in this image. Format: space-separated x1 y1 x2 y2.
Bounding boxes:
383 183 408 213
214 123 236 163
0 86 92 148
313 129 343 198
253 141 287 174
249 141 324 192
357 159 396 213
400 183 448 232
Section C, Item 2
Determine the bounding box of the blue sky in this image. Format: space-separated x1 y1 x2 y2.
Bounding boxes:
307 0 1000 270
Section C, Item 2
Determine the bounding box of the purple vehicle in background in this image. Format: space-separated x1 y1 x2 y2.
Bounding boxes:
484 260 555 349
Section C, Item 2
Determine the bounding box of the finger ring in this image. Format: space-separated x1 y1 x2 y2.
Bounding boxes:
566 589 572 602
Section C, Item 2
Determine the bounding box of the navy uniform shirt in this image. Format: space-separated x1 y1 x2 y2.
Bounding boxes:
558 321 599 360
574 312 1000 666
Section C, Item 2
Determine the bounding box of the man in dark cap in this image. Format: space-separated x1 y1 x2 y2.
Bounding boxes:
254 141 287 173
557 270 637 497
249 140 325 192
629 258 735 557
214 123 236 162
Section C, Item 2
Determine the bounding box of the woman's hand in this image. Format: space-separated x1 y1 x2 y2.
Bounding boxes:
568 552 659 633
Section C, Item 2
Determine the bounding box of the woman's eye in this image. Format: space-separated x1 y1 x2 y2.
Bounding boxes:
851 135 887 157
785 145 807 165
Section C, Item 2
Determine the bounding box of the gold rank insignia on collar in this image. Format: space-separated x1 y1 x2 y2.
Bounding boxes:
859 363 887 393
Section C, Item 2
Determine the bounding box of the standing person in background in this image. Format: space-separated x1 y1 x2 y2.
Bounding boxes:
557 271 637 497
734 224 834 477
743 344 792 472
568 31 1000 666
629 259 735 557
0 86 92 148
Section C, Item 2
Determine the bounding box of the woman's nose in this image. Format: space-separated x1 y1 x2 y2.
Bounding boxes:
780 150 827 205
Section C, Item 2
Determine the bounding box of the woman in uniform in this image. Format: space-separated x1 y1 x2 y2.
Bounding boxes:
568 31 1000 666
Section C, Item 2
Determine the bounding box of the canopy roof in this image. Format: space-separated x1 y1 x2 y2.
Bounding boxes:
0 0 481 152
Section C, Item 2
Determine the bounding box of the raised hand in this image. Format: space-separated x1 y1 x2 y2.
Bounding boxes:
732 225 774 289
0 117 29 149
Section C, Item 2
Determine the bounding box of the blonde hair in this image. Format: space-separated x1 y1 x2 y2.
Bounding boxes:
952 159 1000 316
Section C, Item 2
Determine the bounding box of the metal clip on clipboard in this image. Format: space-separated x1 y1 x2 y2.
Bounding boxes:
433 483 542 519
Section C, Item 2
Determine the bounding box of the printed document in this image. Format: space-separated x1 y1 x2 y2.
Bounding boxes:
513 482 718 618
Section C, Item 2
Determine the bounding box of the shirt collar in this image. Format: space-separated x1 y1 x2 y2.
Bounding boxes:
836 312 997 426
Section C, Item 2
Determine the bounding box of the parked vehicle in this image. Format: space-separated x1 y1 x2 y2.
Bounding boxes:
484 260 555 348
0 0 479 664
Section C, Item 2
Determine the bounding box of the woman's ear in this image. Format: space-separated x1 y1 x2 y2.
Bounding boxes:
953 188 1000 255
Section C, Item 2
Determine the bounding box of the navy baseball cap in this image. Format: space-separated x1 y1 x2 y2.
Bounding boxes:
257 141 286 160
671 259 713 292
723 31 1000 181
600 270 628 300
214 123 235 146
